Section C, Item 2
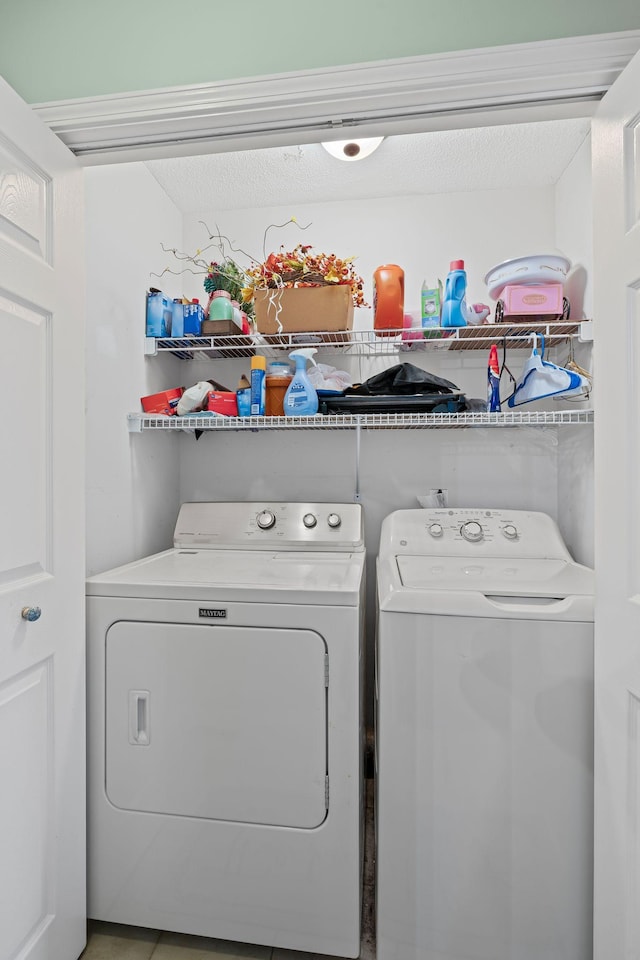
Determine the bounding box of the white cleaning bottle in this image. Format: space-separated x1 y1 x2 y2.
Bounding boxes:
283 348 318 416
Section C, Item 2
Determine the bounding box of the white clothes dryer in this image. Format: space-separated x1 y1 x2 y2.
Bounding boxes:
375 508 594 960
86 501 365 958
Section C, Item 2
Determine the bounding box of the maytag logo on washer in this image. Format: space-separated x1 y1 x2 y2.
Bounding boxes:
199 608 227 619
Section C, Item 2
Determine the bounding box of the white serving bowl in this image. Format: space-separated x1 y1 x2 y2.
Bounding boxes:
484 254 571 300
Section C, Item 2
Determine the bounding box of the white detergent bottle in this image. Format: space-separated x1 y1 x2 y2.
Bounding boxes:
284 348 319 416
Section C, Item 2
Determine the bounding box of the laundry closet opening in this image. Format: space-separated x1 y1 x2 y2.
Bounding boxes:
84 116 595 725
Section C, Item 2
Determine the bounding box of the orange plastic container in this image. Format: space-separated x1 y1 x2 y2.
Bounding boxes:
373 264 405 337
265 375 293 416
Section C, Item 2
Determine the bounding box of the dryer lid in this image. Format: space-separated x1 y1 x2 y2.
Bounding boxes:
87 547 365 605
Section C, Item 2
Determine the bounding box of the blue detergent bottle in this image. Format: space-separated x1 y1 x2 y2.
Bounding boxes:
441 259 468 328
284 348 318 416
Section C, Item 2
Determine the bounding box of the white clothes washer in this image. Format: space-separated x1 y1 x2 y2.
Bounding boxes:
86 501 365 958
375 508 594 960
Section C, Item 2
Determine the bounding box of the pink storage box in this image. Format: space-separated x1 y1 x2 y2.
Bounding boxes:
501 283 564 316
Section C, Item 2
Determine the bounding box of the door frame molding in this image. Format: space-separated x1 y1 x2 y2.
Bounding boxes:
32 31 640 164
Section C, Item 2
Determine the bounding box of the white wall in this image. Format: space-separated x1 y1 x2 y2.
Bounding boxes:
85 163 184 575
180 188 559 320
555 135 595 567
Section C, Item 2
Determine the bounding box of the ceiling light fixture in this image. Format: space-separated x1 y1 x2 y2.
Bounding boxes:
321 137 384 161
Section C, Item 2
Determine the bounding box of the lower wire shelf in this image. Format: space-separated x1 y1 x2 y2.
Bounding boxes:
127 410 594 432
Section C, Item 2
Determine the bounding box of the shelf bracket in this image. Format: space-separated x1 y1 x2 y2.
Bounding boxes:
144 337 158 356
127 413 143 433
578 320 594 342
354 418 362 503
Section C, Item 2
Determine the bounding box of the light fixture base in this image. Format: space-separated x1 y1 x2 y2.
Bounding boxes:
321 137 384 161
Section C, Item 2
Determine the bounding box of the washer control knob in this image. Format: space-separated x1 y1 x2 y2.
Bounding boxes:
428 523 443 538
502 524 518 540
327 513 342 529
256 510 276 530
303 513 317 528
461 520 483 542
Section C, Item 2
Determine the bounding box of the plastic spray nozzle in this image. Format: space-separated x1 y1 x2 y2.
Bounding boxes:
289 348 318 368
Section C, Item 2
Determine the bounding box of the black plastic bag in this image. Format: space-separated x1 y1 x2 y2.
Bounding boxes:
346 363 461 396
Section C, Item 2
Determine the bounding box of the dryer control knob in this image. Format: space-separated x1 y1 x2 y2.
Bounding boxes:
461 520 483 542
327 513 342 529
502 524 518 540
256 510 276 530
429 523 443 538
303 513 317 528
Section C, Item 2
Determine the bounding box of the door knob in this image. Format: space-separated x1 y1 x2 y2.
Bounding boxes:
21 606 42 622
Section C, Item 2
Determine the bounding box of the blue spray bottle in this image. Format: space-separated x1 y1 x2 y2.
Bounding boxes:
284 348 318 416
440 259 469 328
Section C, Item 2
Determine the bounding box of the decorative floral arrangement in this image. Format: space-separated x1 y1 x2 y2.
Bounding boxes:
154 219 367 316
203 258 255 320
244 243 367 309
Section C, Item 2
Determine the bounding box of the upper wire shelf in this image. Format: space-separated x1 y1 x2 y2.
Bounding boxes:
145 321 592 360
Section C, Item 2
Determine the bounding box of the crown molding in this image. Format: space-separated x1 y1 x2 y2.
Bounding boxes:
31 30 640 164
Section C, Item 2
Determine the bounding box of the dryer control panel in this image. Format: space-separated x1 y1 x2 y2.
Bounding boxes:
174 501 364 551
381 508 573 561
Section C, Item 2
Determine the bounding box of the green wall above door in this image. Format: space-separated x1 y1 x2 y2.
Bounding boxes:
3 0 640 103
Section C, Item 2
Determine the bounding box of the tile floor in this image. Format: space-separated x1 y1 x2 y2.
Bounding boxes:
79 782 375 960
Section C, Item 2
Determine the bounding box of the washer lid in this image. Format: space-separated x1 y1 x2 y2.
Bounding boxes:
378 554 594 620
87 547 365 605
397 555 585 591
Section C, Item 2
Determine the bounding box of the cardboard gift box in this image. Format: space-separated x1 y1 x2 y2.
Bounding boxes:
253 285 354 335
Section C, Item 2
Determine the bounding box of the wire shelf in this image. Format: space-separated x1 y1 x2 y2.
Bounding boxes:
145 321 591 360
128 410 594 433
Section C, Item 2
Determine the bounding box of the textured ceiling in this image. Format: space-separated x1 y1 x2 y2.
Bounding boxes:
145 119 591 214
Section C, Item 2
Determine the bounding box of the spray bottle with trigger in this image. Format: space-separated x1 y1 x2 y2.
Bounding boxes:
283 348 319 416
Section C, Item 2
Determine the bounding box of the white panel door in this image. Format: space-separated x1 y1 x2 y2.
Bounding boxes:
592 49 640 960
0 78 85 960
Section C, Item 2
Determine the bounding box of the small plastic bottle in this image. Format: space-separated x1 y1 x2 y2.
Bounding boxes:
283 349 318 416
487 344 501 412
208 290 234 322
171 298 185 337
250 356 266 415
440 260 468 328
184 298 204 335
420 280 442 329
230 299 243 330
